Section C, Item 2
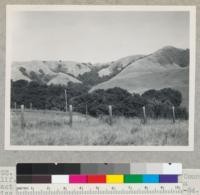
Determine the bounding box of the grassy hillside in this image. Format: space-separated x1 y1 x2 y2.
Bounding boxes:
91 47 189 108
92 68 189 108
98 55 144 77
11 109 188 146
47 72 81 85
12 60 91 84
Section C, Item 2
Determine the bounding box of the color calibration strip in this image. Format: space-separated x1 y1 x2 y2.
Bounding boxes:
17 163 182 175
16 163 181 184
17 174 179 184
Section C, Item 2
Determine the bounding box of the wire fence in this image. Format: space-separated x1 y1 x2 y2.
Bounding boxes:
12 101 176 131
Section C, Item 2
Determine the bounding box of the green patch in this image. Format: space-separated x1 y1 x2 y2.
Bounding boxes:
124 175 143 183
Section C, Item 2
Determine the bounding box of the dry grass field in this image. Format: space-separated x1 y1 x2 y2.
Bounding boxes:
11 109 188 146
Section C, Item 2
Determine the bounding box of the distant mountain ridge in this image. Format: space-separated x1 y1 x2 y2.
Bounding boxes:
12 60 92 84
11 46 189 107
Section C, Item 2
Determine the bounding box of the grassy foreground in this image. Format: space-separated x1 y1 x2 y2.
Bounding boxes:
11 109 188 146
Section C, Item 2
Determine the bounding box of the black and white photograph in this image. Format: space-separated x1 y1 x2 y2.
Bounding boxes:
5 5 196 150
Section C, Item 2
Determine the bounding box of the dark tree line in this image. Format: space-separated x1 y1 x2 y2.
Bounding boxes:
11 80 188 119
11 80 89 110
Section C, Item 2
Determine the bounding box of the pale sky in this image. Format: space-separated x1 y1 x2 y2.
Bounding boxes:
9 11 189 63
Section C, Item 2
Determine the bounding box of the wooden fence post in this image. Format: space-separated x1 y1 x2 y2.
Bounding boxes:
69 105 73 127
30 103 32 110
21 105 26 130
142 106 147 124
108 105 113 126
64 89 68 112
85 104 88 119
172 106 176 123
